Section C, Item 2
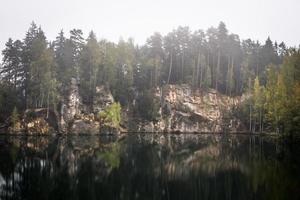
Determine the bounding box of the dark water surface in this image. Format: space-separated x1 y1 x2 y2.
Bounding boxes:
0 134 299 200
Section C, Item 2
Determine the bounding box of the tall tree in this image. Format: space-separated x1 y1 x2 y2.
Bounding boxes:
1 39 23 89
145 32 164 87
79 31 101 107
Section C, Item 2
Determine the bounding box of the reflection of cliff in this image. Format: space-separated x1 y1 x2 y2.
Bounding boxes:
0 135 299 200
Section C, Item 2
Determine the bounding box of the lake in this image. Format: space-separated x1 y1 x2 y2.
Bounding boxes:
0 134 299 200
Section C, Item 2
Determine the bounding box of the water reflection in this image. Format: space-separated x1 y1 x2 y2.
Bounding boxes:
0 134 299 200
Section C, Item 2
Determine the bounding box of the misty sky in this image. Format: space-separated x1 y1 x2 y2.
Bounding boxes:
1 0 300 54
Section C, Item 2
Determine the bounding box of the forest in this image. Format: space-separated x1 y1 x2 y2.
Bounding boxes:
0 21 299 134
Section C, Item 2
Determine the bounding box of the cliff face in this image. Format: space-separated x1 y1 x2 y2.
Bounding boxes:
60 78 82 133
60 78 115 134
9 83 247 134
135 85 247 133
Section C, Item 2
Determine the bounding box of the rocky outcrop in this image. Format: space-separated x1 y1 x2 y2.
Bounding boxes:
136 84 246 133
59 79 116 134
7 79 117 135
70 119 100 134
60 78 82 133
93 85 115 113
6 83 247 134
7 108 60 134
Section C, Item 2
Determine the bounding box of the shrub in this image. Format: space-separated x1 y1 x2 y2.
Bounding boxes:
99 102 121 128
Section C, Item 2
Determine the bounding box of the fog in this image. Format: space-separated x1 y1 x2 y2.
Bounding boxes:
1 0 300 52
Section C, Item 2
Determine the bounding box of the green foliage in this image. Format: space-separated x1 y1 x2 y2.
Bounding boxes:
99 103 122 128
11 107 19 126
262 51 300 134
0 84 19 122
135 89 160 121
96 143 121 169
10 107 20 132
79 31 102 105
253 76 265 132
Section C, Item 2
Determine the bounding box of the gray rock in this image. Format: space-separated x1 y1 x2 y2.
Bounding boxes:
136 84 246 133
60 78 82 133
93 85 114 113
70 120 100 134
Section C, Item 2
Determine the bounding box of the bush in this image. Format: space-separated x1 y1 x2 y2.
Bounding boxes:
99 102 121 128
10 107 21 133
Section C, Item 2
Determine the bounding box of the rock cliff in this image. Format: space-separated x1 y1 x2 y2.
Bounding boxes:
60 78 116 134
135 84 247 133
7 82 247 134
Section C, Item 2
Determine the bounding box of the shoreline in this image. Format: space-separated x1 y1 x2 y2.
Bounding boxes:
0 131 280 137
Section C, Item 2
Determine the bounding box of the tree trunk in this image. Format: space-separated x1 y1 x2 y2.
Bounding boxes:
181 51 184 83
192 59 196 88
230 56 234 96
259 108 262 133
167 51 173 85
46 91 50 119
249 104 252 133
197 51 201 88
216 50 220 91
226 55 230 95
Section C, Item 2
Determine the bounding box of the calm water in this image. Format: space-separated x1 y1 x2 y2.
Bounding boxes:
0 134 299 200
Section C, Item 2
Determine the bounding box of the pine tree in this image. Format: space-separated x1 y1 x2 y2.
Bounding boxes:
79 31 101 107
1 39 24 89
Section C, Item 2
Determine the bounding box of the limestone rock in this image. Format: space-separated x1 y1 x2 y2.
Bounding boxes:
136 84 246 133
93 85 114 113
60 78 82 133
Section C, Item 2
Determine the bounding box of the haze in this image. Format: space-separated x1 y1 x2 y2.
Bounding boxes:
1 0 300 51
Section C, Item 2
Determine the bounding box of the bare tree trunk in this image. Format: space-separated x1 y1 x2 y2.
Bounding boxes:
250 104 252 133
47 91 50 119
181 51 184 83
207 52 212 87
259 108 262 133
167 51 173 85
192 59 196 88
40 93 44 108
197 51 201 88
230 56 234 97
216 50 220 91
226 55 230 95
154 57 158 87
14 73 17 90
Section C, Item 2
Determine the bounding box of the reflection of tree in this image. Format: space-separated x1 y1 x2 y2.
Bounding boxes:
0 135 299 200
95 142 121 171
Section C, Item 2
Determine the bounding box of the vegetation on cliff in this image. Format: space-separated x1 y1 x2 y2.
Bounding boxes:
99 102 122 128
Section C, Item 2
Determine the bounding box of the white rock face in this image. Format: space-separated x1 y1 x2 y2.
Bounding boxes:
59 79 115 134
93 85 114 113
60 78 82 133
139 84 246 133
